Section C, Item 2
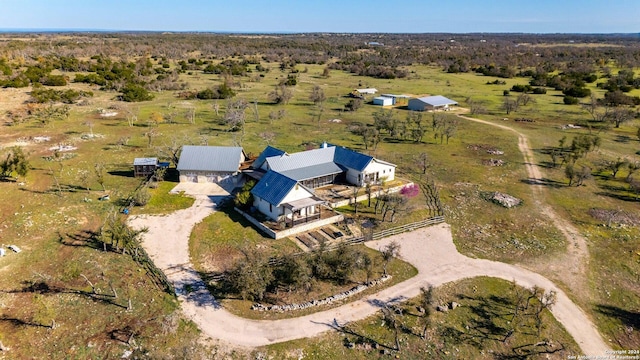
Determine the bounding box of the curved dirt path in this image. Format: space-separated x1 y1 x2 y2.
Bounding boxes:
130 196 609 355
456 114 590 298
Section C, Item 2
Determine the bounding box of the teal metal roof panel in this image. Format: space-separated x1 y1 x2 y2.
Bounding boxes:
250 170 297 206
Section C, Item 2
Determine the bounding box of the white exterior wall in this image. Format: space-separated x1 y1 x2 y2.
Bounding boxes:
254 196 281 220
363 161 395 183
179 170 238 183
344 161 395 187
373 97 393 106
253 183 314 221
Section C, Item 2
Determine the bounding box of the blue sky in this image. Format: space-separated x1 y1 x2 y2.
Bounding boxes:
0 0 637 33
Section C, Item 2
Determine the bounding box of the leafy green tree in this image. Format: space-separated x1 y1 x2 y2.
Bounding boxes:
274 254 312 292
605 158 629 178
234 180 255 210
226 248 273 301
344 98 363 112
100 210 148 254
120 84 154 102
0 146 30 181
132 188 151 206
565 164 576 186
373 108 395 133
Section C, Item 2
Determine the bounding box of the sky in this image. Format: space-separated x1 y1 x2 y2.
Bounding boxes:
0 0 638 34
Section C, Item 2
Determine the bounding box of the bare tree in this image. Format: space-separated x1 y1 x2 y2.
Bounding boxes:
414 152 429 174
268 109 286 124
268 84 293 105
94 162 106 192
609 107 634 128
84 120 94 137
224 98 248 132
163 102 178 124
212 101 220 116
157 136 188 167
443 118 459 144
502 97 518 115
419 285 435 340
251 99 259 122
309 85 326 105
258 131 276 145
582 93 609 123
381 305 402 351
575 165 592 186
144 128 160 147
77 168 91 192
184 106 196 124
466 97 487 115
380 241 400 276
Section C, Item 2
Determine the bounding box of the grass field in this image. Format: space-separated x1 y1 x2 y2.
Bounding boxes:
257 277 581 360
1 55 639 357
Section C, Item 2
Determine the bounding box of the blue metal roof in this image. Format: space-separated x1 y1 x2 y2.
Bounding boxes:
415 95 458 107
252 145 285 169
176 146 244 172
133 157 158 166
250 170 298 206
333 146 372 172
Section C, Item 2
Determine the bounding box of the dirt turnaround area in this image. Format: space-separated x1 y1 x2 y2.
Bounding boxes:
130 194 609 356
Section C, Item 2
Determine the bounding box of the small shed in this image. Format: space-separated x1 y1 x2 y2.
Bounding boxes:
381 94 410 106
373 96 393 106
355 88 378 95
133 158 158 178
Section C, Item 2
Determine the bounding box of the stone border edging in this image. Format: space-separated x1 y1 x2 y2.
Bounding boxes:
251 275 392 312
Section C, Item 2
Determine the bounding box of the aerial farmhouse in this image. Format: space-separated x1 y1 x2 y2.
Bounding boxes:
250 143 396 223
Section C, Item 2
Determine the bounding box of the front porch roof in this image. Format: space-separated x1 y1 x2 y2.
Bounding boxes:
282 196 325 211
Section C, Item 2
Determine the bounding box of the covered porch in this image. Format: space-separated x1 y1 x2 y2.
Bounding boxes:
281 196 326 228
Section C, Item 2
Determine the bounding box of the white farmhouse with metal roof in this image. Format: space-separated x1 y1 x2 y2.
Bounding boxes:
176 145 245 184
250 143 396 225
408 95 458 111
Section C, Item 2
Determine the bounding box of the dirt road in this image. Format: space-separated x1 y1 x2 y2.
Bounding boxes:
457 114 590 298
130 194 609 355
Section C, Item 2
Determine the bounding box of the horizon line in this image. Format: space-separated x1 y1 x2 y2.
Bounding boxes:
0 28 639 36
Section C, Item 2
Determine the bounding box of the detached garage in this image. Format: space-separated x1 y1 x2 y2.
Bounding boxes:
408 95 458 111
176 145 245 184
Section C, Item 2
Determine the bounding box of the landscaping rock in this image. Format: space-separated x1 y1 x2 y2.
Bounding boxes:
488 192 522 208
251 275 392 312
437 305 448 312
450 301 460 309
483 158 505 167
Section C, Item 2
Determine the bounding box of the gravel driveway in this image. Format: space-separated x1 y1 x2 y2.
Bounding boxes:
129 193 610 356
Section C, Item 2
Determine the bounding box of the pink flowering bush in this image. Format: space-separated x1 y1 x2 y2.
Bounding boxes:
400 183 419 198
